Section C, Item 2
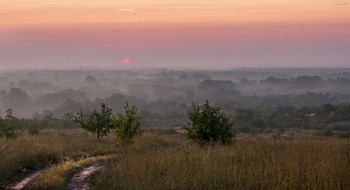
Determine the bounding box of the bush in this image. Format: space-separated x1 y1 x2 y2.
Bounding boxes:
316 128 334 137
233 108 254 125
235 125 251 133
184 100 235 144
337 132 350 139
0 119 17 139
28 126 40 136
0 109 18 139
157 128 178 135
250 118 266 129
112 102 141 145
74 103 113 141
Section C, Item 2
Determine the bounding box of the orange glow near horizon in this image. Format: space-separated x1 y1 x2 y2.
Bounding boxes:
1 0 349 68
1 0 350 29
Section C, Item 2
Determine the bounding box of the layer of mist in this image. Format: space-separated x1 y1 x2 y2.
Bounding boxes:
1 68 349 127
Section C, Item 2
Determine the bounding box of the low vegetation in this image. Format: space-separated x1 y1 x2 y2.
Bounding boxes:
112 102 141 145
184 100 235 144
0 101 349 189
92 137 349 190
0 129 116 188
1 127 349 189
74 103 114 141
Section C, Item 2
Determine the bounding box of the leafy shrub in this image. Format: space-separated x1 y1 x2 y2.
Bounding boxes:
233 108 254 125
235 125 251 133
28 126 40 136
74 103 113 141
158 128 178 135
0 119 17 139
184 100 235 144
0 109 18 139
250 118 266 129
337 132 350 139
316 128 334 137
112 102 141 145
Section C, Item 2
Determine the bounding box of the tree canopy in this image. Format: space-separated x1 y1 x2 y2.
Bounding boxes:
184 100 235 144
74 103 113 141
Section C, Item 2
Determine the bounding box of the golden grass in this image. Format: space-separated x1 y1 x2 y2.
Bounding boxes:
1 129 349 190
0 129 116 187
93 137 350 190
28 156 112 190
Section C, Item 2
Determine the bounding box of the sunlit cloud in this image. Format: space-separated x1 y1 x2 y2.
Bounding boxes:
142 4 228 10
115 8 136 13
90 43 173 49
335 2 348 5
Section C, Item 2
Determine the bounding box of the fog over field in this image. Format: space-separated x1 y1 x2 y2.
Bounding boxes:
0 68 349 127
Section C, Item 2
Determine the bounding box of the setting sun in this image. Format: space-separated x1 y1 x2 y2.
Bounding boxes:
122 58 131 63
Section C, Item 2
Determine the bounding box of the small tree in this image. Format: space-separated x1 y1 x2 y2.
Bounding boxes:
74 103 113 141
0 108 18 139
184 100 235 144
112 102 141 145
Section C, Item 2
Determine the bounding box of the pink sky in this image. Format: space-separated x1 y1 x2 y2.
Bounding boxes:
0 0 349 69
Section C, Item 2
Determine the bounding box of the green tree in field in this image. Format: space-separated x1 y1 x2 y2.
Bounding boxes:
0 108 18 139
233 108 254 125
74 103 113 141
184 100 235 144
112 102 141 145
250 118 266 129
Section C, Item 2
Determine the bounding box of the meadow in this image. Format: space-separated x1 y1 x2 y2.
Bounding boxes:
0 129 116 188
0 129 349 190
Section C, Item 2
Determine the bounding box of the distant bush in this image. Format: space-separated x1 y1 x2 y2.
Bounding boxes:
0 109 18 139
263 127 273 133
250 118 266 129
337 132 350 139
28 126 40 136
235 125 251 133
158 128 178 135
233 108 254 125
184 100 235 144
0 119 17 139
316 128 334 137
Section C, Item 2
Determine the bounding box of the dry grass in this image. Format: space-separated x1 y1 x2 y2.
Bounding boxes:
93 137 350 190
1 129 349 190
0 129 116 187
28 156 111 190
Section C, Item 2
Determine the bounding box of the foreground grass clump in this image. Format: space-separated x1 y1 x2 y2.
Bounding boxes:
93 138 350 190
0 129 116 187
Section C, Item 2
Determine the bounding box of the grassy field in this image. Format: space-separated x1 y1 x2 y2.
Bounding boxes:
0 129 116 188
1 129 349 189
92 136 350 190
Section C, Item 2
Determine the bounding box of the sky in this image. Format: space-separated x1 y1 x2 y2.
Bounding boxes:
0 0 350 69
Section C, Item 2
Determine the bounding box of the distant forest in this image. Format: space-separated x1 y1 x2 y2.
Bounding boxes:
0 68 350 132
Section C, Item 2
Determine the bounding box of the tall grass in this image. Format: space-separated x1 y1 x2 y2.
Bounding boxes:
93 138 350 190
0 129 116 187
1 129 349 189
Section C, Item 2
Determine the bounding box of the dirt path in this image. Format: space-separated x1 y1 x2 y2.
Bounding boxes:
66 164 103 190
11 168 49 190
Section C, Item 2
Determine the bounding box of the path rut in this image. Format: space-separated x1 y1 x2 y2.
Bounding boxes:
11 168 49 190
66 164 103 190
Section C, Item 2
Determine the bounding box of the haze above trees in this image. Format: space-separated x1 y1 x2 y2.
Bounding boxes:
0 68 349 130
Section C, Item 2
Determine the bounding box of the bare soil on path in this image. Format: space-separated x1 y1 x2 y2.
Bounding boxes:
66 164 103 190
11 168 49 190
